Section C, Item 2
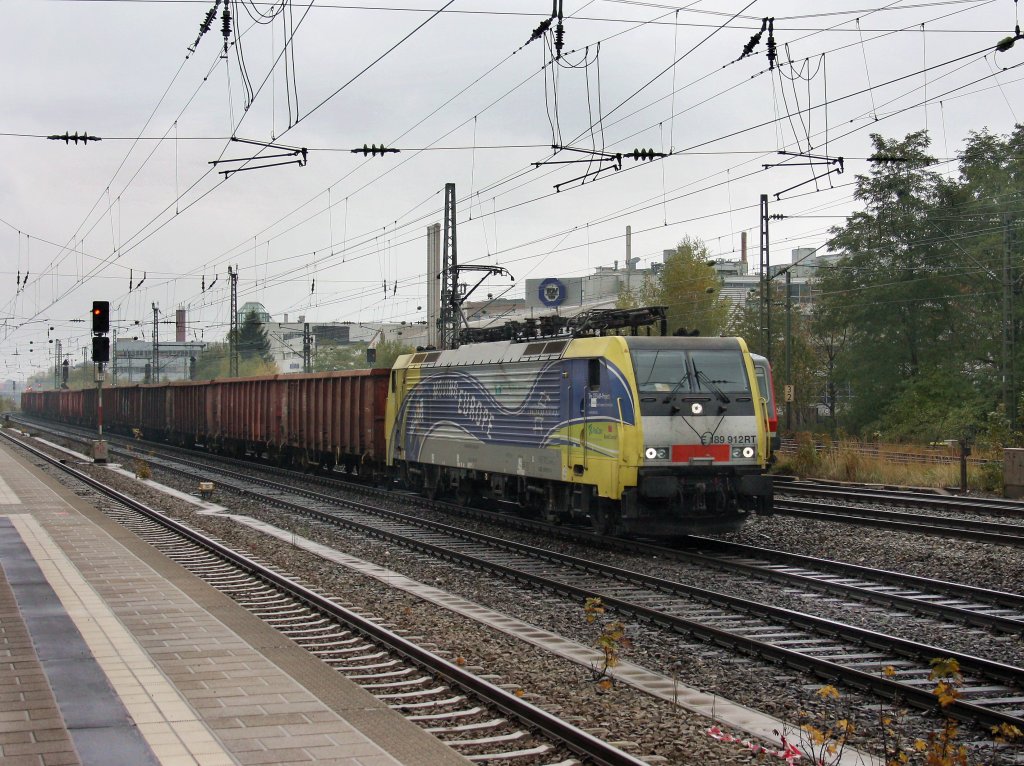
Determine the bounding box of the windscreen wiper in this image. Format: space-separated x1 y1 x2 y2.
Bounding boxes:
695 369 731 404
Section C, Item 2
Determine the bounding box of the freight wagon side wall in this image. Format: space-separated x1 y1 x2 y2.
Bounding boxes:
280 370 387 466
168 383 205 445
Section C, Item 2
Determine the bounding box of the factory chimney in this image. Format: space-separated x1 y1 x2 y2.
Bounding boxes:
426 223 441 348
175 309 186 342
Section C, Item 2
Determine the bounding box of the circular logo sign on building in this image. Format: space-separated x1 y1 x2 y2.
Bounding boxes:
538 278 567 307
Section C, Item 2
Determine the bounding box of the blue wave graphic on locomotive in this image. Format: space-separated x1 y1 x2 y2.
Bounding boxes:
394 360 635 462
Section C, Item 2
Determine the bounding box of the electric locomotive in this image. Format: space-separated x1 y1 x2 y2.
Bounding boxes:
386 325 773 536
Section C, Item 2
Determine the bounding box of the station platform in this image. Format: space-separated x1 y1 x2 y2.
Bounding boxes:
0 439 468 766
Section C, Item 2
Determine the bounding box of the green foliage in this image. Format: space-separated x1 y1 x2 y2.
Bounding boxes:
862 370 985 444
622 236 730 337
314 342 370 371
231 310 272 362
788 432 821 477
977 461 1004 493
811 128 1024 440
193 341 277 380
0 396 16 413
373 338 416 369
314 338 413 371
729 279 823 433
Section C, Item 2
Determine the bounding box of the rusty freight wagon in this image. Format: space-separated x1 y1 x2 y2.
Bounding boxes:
22 369 390 477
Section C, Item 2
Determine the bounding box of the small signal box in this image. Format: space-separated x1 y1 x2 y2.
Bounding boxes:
92 301 110 334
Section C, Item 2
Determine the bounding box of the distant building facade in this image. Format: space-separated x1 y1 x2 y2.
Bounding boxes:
113 339 206 383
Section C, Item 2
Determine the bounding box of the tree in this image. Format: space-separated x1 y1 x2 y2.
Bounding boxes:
728 281 820 432
622 236 730 336
373 338 415 368
193 341 276 380
807 299 849 435
231 310 272 362
817 131 976 436
314 343 371 372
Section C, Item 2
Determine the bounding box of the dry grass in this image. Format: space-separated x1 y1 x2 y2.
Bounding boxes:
774 438 1000 492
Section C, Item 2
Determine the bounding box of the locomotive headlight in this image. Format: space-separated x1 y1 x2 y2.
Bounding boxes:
645 447 670 460
742 446 755 458
690 402 703 416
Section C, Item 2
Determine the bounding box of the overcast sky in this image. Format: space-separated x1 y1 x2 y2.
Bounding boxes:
3 0 1023 380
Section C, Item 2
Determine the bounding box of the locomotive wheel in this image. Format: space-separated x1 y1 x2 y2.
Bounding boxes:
455 480 477 507
590 499 622 536
422 466 441 500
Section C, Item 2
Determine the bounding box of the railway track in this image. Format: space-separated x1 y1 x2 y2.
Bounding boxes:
777 478 1024 519
682 536 1024 633
33 426 1024 735
16 417 1024 637
772 497 1024 546
2 429 650 766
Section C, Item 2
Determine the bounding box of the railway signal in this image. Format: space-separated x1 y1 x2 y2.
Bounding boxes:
90 299 111 463
92 301 110 334
91 336 110 363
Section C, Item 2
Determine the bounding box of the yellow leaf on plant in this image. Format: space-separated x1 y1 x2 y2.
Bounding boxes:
913 739 927 752
514 689 525 697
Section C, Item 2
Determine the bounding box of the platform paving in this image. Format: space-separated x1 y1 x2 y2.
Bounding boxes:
0 439 468 766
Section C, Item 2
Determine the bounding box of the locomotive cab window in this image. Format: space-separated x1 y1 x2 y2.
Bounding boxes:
588 359 601 389
631 348 751 395
689 351 749 394
632 350 690 394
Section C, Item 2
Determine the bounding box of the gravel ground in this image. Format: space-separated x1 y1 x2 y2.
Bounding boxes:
14 430 1024 764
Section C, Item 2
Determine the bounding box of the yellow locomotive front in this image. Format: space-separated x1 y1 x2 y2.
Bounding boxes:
614 335 773 536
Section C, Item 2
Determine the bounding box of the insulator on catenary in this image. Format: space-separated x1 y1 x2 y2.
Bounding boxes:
628 148 665 162
221 4 231 52
351 144 400 156
200 2 219 35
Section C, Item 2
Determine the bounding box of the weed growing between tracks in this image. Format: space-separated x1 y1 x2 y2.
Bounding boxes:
753 659 1022 765
794 684 856 765
583 598 631 692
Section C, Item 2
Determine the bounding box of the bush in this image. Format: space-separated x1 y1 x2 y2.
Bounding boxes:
976 461 1003 493
789 432 821 477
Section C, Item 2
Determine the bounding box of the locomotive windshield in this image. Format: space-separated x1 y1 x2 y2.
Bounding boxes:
631 348 750 395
